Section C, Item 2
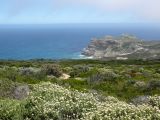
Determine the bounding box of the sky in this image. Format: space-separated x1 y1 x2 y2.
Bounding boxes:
0 0 160 24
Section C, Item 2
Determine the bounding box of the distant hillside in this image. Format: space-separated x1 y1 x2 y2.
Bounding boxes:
82 34 160 60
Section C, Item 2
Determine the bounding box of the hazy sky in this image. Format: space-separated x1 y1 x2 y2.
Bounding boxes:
0 0 160 24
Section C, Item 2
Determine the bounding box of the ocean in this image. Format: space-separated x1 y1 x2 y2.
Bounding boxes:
0 24 160 60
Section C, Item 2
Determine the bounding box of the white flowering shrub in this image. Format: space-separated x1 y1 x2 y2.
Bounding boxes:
85 102 160 120
0 99 23 120
23 82 98 120
0 82 160 120
149 96 160 109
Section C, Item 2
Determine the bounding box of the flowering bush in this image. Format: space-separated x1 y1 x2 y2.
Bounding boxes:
0 82 160 120
149 95 160 109
0 99 23 120
24 82 97 120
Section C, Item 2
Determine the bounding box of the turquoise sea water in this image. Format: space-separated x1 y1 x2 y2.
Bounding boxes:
0 24 160 60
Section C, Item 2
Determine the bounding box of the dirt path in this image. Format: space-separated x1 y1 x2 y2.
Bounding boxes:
60 73 70 80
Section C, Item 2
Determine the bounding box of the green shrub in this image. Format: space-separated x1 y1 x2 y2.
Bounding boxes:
20 68 46 80
0 79 16 98
88 69 118 84
0 99 23 120
153 73 160 78
62 67 73 74
147 80 160 90
70 65 90 78
126 80 136 86
5 68 18 82
19 67 35 76
142 70 153 78
41 64 63 77
155 68 160 74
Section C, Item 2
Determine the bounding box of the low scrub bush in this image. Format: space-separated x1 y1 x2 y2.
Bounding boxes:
70 65 90 77
5 68 19 82
147 80 160 90
0 79 16 98
41 64 63 77
88 69 118 84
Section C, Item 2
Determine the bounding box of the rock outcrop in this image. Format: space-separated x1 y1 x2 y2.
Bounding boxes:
82 34 160 60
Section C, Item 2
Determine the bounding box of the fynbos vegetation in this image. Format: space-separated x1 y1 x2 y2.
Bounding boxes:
0 59 160 119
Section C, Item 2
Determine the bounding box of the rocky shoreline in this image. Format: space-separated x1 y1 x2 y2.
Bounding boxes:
81 34 160 60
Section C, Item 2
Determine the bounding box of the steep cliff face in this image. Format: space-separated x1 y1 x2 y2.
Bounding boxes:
82 34 160 60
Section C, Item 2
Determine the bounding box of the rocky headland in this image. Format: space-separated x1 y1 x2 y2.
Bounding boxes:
82 34 160 60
